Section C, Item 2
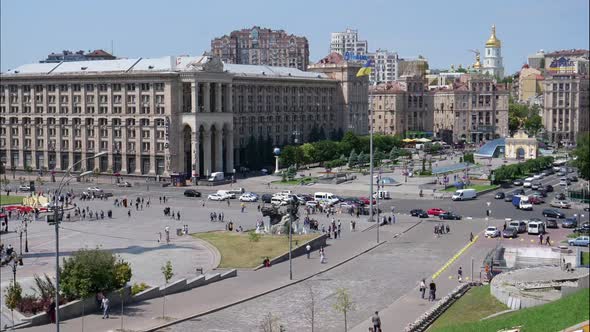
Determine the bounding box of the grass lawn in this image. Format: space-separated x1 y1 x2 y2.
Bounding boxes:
271 177 315 185
442 184 499 193
582 252 590 266
429 285 507 330
0 195 25 205
193 231 318 268
431 288 589 332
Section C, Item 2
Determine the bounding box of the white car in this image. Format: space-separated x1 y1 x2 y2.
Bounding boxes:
239 193 258 202
533 174 542 180
485 226 500 238
559 178 570 186
117 181 132 187
87 187 103 192
523 181 532 188
306 201 319 207
207 194 227 201
18 185 32 191
550 200 571 209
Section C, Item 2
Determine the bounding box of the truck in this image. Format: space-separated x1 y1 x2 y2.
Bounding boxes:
451 188 477 201
512 195 533 210
208 172 224 182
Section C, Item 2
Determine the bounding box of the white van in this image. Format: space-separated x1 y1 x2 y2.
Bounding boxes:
314 192 335 201
373 191 391 200
527 221 545 235
271 196 288 206
208 172 224 182
216 190 234 199
452 188 477 201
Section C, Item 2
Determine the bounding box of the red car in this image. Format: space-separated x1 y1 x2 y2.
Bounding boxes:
359 197 376 205
427 208 447 216
528 196 544 205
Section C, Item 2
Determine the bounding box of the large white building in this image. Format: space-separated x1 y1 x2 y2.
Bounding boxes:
482 25 504 78
368 49 399 83
330 28 369 58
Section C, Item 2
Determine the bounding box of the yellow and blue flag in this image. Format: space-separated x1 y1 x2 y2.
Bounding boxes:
356 59 372 77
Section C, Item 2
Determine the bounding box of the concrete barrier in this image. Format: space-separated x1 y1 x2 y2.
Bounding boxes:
132 286 161 303
187 275 207 289
254 234 328 270
220 269 237 280
160 278 187 295
205 273 221 283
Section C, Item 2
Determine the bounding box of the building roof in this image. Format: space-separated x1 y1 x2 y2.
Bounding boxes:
475 138 505 158
316 52 345 65
370 81 407 93
2 56 328 79
545 49 589 58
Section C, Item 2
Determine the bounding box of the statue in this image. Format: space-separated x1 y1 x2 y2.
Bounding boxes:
261 200 301 235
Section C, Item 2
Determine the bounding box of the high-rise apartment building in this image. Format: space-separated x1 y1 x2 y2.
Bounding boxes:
210 26 309 71
40 49 116 63
368 49 399 83
330 28 368 57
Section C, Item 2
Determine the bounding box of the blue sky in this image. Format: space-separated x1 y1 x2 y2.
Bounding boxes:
1 0 588 74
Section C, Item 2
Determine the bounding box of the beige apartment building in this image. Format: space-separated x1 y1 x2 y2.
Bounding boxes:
542 74 590 144
0 55 367 178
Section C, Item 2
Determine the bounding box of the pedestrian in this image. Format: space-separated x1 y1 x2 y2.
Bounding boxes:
306 244 311 259
320 251 326 264
177 211 180 220
419 279 426 299
157 232 162 243
227 199 230 207
470 232 474 242
458 266 463 282
539 233 544 245
128 210 131 218
165 226 170 244
429 280 436 301
101 296 110 319
446 224 450 233
503 221 507 231
372 311 382 332
546 235 551 246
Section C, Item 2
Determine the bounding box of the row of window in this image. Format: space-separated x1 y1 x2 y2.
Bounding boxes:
1 138 166 153
1 83 165 93
1 105 166 115
0 94 166 105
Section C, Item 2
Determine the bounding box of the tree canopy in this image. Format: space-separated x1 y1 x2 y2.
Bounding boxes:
573 132 590 180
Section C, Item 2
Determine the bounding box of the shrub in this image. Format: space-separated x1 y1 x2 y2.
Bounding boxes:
4 281 22 311
60 248 132 300
17 295 45 315
131 282 150 296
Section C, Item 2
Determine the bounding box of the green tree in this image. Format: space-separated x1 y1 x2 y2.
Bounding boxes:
347 149 357 167
524 114 543 137
161 260 174 319
114 260 132 330
60 248 132 300
78 278 92 332
332 288 355 332
573 132 590 180
300 143 318 165
4 281 22 329
280 145 302 168
313 140 339 164
340 132 362 155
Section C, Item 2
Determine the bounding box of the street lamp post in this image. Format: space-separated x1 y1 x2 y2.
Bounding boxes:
53 151 106 331
288 200 299 280
24 217 29 253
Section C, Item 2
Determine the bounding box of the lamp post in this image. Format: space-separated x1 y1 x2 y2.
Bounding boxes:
288 199 298 280
53 151 106 331
24 217 29 253
273 147 281 174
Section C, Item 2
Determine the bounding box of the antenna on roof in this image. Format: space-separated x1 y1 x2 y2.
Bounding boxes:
111 40 114 56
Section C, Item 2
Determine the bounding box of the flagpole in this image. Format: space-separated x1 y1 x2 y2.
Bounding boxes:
369 80 378 243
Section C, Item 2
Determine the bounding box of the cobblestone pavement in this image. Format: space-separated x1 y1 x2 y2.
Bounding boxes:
168 218 486 332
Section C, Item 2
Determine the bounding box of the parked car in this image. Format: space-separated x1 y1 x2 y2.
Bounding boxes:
545 219 558 229
305 201 319 208
427 208 447 216
574 222 590 235
439 212 461 220
509 221 528 233
562 218 578 228
542 209 565 218
557 171 566 176
567 176 578 182
207 193 227 201
261 194 273 203
494 192 505 199
533 174 543 180
485 226 501 238
544 184 554 192
512 179 524 186
550 200 571 209
559 178 570 186
410 209 429 218
117 181 132 187
87 186 103 192
359 197 376 205
183 189 201 197
502 227 518 238
239 193 259 202
555 193 567 201
567 236 589 247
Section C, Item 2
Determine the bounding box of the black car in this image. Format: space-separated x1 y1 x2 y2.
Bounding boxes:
544 184 554 192
410 209 429 218
502 227 518 238
261 194 273 203
574 222 590 234
555 193 566 201
513 179 524 186
543 209 565 218
512 189 525 195
532 190 547 198
439 212 462 220
494 192 505 199
504 193 514 202
562 218 578 228
567 176 578 182
545 219 558 229
183 189 201 197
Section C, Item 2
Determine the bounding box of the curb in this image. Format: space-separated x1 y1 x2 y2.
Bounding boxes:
431 235 479 280
141 238 388 332
191 236 222 271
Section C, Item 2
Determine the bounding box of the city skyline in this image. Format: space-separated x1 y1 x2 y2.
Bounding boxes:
1 0 588 74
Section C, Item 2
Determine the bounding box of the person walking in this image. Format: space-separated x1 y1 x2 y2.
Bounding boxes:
306 244 311 259
546 235 551 246
101 296 110 319
469 232 474 242
539 233 544 245
419 279 426 299
429 280 437 301
457 266 463 282
371 311 382 332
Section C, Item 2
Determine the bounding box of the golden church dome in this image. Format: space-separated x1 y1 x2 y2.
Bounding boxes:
486 25 501 48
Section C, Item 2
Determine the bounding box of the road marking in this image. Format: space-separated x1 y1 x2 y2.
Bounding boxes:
432 235 479 280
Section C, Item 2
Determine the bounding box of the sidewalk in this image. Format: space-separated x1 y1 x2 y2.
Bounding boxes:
18 219 395 332
350 228 490 332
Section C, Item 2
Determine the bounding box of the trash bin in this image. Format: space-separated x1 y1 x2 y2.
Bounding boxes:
176 228 182 236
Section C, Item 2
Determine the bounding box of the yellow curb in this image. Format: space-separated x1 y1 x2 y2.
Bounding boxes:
432 235 479 280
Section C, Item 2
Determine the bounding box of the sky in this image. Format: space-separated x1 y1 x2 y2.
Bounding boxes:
1 0 589 74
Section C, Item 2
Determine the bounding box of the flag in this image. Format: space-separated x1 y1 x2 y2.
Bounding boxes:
356 60 372 77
